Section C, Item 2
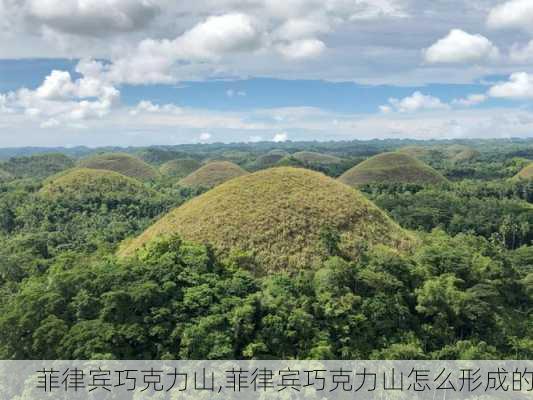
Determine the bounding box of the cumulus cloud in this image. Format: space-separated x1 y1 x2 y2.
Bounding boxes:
509 41 533 63
199 132 212 142
423 29 499 64
487 0 533 32
273 132 288 142
489 72 533 99
27 0 160 36
452 94 488 107
381 91 449 113
276 38 326 60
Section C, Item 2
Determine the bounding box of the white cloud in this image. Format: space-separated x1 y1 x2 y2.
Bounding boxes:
509 40 533 63
423 29 499 64
276 39 326 60
452 94 488 107
273 132 288 142
27 0 159 36
488 72 533 99
199 132 212 142
487 0 533 32
382 91 449 113
175 13 263 60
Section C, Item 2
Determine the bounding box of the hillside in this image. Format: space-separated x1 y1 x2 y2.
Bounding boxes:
249 150 289 170
178 161 248 189
446 145 480 163
78 153 159 181
291 151 342 165
513 163 533 181
120 167 412 271
0 169 12 181
40 168 153 199
160 159 201 178
397 146 434 159
339 152 448 186
0 153 74 179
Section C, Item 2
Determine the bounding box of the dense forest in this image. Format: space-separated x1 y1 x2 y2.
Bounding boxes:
0 138 531 360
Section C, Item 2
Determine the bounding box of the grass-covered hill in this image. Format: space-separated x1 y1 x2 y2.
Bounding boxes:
0 153 74 179
513 163 533 181
445 145 480 163
398 146 433 159
339 152 448 186
78 153 160 181
248 150 289 170
291 151 343 165
40 168 153 200
120 167 412 271
178 161 248 189
160 159 202 179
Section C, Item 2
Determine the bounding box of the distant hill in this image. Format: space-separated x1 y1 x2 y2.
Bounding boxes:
291 151 342 165
0 153 75 179
79 153 160 181
249 150 289 170
160 159 202 179
178 161 248 189
339 152 448 186
513 163 533 181
444 145 480 163
40 168 153 199
120 167 412 272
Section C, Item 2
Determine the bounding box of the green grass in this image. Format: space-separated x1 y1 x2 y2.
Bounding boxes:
291 151 342 164
513 163 533 181
78 153 160 181
120 167 413 272
339 152 448 186
178 161 248 189
40 168 153 199
160 159 201 178
397 146 433 159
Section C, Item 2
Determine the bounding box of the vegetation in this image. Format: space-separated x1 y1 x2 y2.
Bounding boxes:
160 159 202 179
40 168 152 199
291 151 343 165
0 153 74 179
79 153 160 181
0 169 12 181
121 168 412 271
247 150 289 170
514 163 533 181
339 152 448 186
0 138 531 361
178 161 248 189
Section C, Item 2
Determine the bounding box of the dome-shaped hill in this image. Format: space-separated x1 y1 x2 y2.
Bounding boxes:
40 168 153 199
292 151 342 165
160 159 201 179
441 145 479 163
339 152 447 187
397 146 433 159
78 153 159 181
119 168 412 272
513 163 533 181
250 150 289 170
178 161 248 189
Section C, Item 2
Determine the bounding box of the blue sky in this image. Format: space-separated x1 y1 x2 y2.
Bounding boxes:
0 0 533 147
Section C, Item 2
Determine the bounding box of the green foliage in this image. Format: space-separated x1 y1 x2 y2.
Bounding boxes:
0 153 74 179
159 159 201 178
